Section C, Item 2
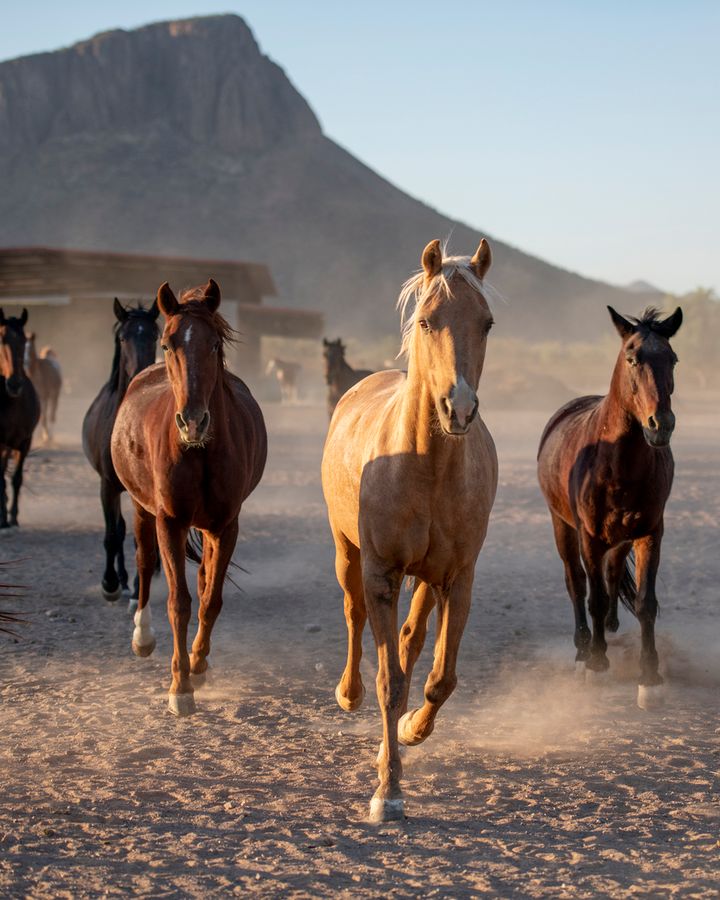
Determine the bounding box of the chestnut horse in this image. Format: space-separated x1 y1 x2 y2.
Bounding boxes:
537 306 682 710
0 309 40 530
82 299 159 603
323 338 373 418
25 333 62 445
322 240 498 821
111 280 267 717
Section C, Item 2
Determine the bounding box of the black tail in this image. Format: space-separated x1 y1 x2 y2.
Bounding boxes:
184 529 246 590
617 549 638 617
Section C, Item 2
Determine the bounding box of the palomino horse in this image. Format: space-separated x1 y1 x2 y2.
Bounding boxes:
266 358 301 403
0 309 40 529
82 299 160 603
111 279 267 716
323 338 373 418
25 333 62 445
322 240 498 821
537 306 682 710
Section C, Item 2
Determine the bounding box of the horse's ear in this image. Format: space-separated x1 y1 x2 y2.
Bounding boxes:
0 309 5 325
113 297 128 322
655 307 683 339
421 240 443 280
157 283 179 318
149 299 160 320
608 306 634 340
470 238 492 280
19 308 28 327
203 279 221 312
323 338 329 347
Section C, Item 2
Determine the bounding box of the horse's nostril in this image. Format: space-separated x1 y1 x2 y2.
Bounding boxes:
199 412 210 433
648 415 657 431
175 412 187 431
441 397 452 419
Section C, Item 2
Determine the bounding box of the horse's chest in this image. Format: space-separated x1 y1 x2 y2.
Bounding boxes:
580 479 662 543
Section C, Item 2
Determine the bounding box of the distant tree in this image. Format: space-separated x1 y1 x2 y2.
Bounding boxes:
664 287 720 388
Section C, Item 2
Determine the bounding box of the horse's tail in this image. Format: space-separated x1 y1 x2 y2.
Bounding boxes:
184 529 246 589
617 549 638 618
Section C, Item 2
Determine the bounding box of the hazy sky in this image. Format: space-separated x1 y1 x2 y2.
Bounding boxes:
2 1 718 294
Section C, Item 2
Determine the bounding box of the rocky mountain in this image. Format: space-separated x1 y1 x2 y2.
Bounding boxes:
0 15 658 341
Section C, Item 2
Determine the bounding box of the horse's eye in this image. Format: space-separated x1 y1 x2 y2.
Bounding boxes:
418 319 430 332
626 357 638 367
212 341 220 353
161 343 169 352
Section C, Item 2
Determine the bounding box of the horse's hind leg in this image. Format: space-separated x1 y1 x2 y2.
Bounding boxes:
189 519 238 685
0 450 9 529
9 443 30 527
156 513 195 716
398 580 436 715
333 533 367 712
634 529 664 709
603 543 631 633
550 512 590 660
131 502 157 658
116 511 131 596
398 565 472 749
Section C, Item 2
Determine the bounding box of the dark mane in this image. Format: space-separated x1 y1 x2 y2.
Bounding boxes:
109 302 160 392
177 290 237 357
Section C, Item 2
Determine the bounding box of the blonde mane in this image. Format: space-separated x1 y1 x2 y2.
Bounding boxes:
397 253 501 356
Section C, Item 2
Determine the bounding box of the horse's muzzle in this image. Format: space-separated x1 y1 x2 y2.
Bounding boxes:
440 380 478 435
175 410 211 446
643 411 675 448
5 377 23 398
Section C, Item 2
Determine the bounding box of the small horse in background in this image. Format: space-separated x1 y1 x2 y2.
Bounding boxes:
537 306 683 710
0 308 40 530
112 279 267 717
322 239 498 821
323 338 373 418
25 333 62 445
266 358 302 403
82 299 159 603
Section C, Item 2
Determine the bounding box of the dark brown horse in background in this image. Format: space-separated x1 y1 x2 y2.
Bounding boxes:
82 299 159 604
538 306 683 710
25 332 62 445
112 280 267 717
323 338 373 417
0 309 40 530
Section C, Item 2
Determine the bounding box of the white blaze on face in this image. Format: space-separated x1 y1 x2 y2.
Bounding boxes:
184 324 193 345
450 375 477 423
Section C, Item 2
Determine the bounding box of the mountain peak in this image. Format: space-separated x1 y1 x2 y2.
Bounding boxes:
0 14 321 157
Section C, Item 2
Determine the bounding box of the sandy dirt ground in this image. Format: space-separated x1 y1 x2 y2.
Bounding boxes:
0 395 718 898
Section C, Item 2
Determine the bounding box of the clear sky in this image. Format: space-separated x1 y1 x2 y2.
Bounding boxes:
2 1 718 294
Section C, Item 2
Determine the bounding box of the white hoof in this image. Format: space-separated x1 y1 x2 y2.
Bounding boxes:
335 682 365 711
168 692 196 717
369 797 404 823
190 670 208 688
132 606 155 657
102 585 123 602
132 637 156 658
398 710 428 746
127 596 138 616
637 683 665 710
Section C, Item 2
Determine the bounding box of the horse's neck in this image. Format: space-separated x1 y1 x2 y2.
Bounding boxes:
594 363 650 461
396 365 458 462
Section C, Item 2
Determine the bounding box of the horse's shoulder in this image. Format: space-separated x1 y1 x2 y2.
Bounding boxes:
538 395 603 458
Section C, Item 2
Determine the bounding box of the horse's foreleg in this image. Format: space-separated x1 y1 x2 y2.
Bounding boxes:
189 519 238 684
100 480 122 601
634 529 664 709
550 513 590 660
579 530 610 672
0 450 9 529
364 562 405 822
333 534 367 711
156 514 194 716
603 542 631 633
398 580 435 714
9 447 29 527
131 502 157 658
398 566 472 748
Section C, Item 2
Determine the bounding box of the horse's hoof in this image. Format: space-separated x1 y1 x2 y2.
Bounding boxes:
190 669 208 688
122 587 132 599
605 615 620 633
0 528 12 538
335 682 365 711
102 585 122 602
168 692 196 717
369 797 404 823
398 710 427 746
127 596 139 616
132 638 156 658
637 683 665 711
585 667 610 684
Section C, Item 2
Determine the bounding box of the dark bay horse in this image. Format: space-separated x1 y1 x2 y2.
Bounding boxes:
25 333 62 445
111 279 267 717
323 338 373 418
0 309 40 529
537 306 683 710
322 240 498 821
82 299 159 603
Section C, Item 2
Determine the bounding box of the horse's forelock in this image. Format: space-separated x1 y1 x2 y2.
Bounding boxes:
171 298 236 348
